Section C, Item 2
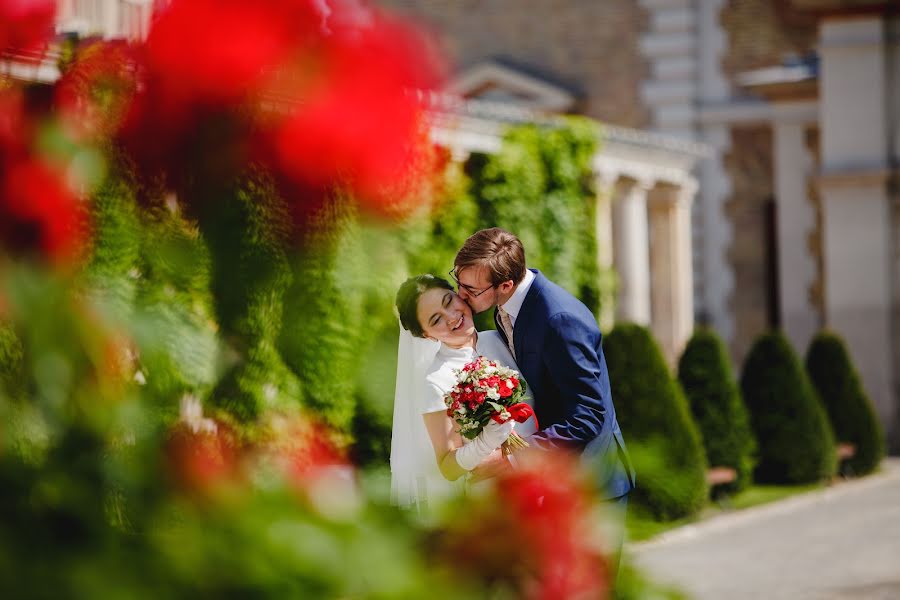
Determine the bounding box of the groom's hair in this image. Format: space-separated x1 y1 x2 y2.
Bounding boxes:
395 274 454 338
454 228 526 285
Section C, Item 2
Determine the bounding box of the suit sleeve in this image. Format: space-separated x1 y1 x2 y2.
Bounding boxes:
528 312 611 451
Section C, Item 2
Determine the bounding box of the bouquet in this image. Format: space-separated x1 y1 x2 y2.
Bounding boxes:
444 356 537 451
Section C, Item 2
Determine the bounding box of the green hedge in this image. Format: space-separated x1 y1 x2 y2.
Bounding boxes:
197 174 302 423
806 331 884 476
677 327 756 495
740 332 836 484
605 323 707 520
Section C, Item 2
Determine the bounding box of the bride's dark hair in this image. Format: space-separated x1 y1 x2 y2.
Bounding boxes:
395 274 454 338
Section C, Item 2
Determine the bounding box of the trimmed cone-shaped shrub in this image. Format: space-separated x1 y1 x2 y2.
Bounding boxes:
605 323 707 520
678 327 756 495
806 331 884 476
740 332 836 484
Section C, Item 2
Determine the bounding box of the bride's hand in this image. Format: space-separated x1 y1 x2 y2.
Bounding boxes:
468 448 513 483
480 419 515 448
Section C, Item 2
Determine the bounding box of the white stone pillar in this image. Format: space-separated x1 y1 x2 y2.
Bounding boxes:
772 102 820 354
648 181 696 367
594 174 617 332
611 177 652 326
818 16 896 445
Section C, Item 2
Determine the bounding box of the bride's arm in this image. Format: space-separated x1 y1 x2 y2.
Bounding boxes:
422 412 511 482
422 412 469 481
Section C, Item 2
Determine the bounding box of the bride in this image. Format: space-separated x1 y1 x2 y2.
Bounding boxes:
390 274 535 510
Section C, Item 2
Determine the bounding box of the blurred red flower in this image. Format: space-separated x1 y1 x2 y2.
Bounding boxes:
434 452 609 600
266 415 348 486
499 457 607 600
0 158 89 265
165 421 242 494
144 0 317 107
272 9 444 211
119 0 322 187
55 40 139 142
0 89 28 163
0 0 56 55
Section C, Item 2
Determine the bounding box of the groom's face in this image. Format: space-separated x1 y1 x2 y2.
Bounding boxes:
455 265 499 314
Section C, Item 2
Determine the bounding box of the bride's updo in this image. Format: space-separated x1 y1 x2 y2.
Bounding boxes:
395 274 454 338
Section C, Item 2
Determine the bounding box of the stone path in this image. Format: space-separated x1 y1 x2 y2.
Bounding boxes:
629 459 900 599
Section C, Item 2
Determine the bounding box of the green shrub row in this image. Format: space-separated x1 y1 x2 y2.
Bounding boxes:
605 323 883 521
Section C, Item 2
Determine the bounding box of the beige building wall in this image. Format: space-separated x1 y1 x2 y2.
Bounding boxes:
380 0 651 128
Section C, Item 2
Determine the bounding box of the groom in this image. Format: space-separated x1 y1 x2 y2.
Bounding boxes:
452 229 635 555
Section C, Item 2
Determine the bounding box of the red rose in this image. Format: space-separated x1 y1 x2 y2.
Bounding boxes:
507 403 537 427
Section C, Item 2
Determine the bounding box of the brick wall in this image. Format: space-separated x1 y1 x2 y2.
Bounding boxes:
720 0 818 81
379 0 651 127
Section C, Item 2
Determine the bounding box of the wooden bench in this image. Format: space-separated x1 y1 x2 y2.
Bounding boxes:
836 442 856 461
706 466 737 486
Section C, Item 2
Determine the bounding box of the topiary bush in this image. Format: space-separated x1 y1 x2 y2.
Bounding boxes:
740 332 835 484
805 330 884 476
604 323 707 520
677 327 756 496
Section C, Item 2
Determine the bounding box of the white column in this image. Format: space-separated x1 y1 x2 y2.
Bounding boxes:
594 174 617 332
611 177 652 326
818 16 896 445
648 181 696 366
772 102 820 353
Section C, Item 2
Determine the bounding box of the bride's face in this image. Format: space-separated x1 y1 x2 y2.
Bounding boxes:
417 287 476 346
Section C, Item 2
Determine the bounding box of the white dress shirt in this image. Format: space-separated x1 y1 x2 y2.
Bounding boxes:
499 268 535 327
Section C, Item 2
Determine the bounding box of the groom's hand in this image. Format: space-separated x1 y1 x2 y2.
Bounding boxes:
468 449 513 483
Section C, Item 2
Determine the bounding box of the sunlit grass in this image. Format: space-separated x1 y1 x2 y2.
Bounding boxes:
625 481 826 543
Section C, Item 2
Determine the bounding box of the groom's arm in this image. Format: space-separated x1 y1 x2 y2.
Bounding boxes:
528 312 611 451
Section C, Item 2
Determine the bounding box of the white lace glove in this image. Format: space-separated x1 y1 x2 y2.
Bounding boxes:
454 419 515 471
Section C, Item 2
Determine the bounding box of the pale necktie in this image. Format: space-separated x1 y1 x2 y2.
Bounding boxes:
497 305 516 359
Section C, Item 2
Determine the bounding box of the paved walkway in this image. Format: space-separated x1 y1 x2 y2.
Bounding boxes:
630 459 900 599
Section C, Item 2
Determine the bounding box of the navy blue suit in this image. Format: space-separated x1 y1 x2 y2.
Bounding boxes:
496 269 635 500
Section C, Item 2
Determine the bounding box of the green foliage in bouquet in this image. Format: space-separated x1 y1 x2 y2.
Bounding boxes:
604 324 708 520
677 327 756 495
805 331 884 476
740 332 836 484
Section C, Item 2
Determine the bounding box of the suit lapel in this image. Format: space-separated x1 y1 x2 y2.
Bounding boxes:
512 269 543 359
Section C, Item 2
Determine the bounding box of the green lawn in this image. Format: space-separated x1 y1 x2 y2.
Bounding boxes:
625 482 825 543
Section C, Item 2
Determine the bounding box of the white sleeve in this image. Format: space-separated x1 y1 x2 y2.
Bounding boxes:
421 380 448 414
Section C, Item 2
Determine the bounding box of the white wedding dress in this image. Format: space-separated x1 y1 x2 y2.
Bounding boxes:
390 328 535 512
